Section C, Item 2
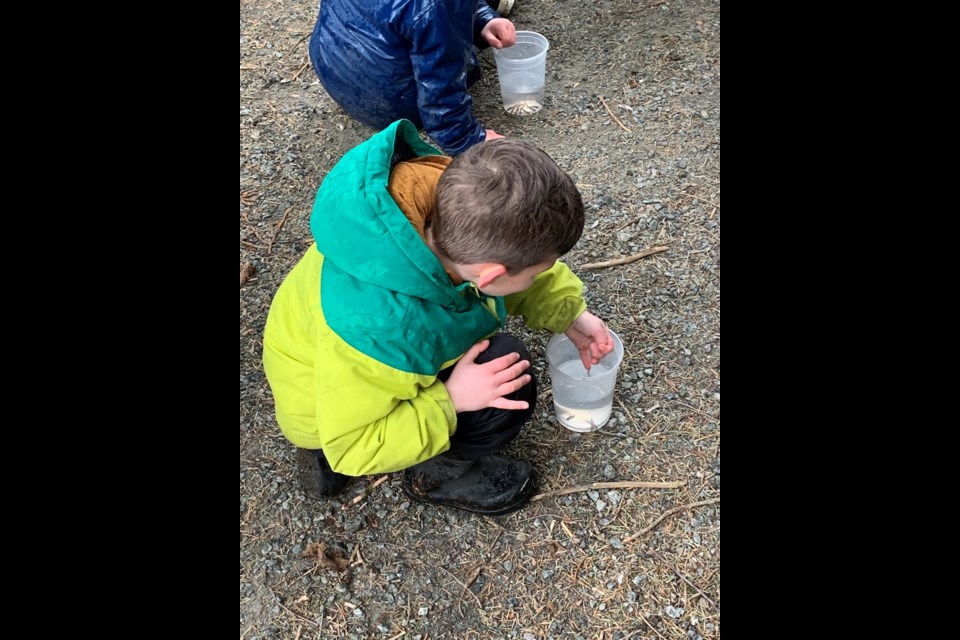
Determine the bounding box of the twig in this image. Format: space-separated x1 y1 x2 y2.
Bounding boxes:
581 246 669 270
615 1 667 12
241 497 257 524
616 398 641 431
456 565 483 615
287 33 311 52
240 239 266 251
655 553 718 609
464 565 482 590
531 480 685 502
246 228 271 248
681 192 721 209
623 497 720 542
638 612 668 640
342 475 389 509
348 543 364 568
268 206 294 254
439 566 483 608
288 61 310 84
243 216 272 248
599 96 632 133
675 401 718 420
385 632 406 640
270 589 319 628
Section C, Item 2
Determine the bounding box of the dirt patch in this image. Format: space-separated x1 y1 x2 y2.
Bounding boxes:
241 1 720 638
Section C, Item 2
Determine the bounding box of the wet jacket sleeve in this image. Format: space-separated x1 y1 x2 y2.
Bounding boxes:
314 326 458 476
473 4 498 46
405 4 487 155
504 261 588 333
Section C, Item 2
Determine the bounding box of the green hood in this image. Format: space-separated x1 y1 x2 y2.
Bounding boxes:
310 120 505 375
311 120 453 304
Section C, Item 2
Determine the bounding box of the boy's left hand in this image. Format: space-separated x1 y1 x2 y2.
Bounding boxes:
565 311 614 370
482 19 516 48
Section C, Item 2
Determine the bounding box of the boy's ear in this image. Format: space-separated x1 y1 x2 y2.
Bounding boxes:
477 264 507 289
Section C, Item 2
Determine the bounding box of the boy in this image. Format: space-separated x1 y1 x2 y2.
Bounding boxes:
263 119 613 515
309 0 517 156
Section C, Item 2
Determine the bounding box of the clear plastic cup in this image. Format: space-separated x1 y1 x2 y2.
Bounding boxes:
546 330 625 433
493 31 549 116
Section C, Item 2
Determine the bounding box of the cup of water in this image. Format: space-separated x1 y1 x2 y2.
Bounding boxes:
546 330 625 433
493 31 549 116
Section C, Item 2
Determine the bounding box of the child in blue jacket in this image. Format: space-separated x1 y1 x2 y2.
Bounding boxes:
309 0 517 156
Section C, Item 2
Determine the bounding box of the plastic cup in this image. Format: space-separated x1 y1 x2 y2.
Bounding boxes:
546 330 625 433
493 31 549 116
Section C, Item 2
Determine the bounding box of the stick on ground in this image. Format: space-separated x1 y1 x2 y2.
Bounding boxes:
624 497 720 542
655 553 718 609
342 475 389 509
531 480 685 502
599 96 632 133
581 246 669 270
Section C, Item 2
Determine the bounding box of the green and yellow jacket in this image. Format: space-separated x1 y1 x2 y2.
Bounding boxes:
263 120 587 476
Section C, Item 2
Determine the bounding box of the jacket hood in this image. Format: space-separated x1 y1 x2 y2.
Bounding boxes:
310 120 463 307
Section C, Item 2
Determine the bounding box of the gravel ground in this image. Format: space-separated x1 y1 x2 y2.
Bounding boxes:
240 1 720 638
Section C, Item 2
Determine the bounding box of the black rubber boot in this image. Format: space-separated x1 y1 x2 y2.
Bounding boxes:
402 453 536 515
296 448 350 500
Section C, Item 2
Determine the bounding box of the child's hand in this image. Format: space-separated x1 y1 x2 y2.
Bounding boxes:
443 340 532 412
481 18 516 48
484 129 505 141
564 311 614 370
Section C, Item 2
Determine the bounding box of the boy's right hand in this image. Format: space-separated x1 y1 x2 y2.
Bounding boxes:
481 18 516 48
565 310 615 370
443 340 531 412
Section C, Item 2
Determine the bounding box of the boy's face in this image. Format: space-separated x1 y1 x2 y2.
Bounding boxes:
477 258 557 297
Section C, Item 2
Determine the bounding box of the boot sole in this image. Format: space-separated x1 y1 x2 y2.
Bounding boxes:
401 474 536 516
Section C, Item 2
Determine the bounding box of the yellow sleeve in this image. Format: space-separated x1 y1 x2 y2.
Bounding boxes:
504 261 587 333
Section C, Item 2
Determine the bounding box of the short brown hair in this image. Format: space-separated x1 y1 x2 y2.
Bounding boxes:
433 139 584 273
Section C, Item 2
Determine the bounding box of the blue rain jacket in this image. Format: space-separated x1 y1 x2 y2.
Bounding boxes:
308 0 497 156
